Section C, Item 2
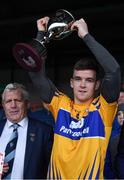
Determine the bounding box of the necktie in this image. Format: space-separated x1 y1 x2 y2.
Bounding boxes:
2 123 19 179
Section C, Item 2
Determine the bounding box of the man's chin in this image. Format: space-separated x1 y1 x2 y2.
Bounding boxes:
77 97 93 104
8 117 20 123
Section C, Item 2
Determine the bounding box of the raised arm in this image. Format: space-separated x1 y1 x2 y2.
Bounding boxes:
29 17 121 104
29 17 59 103
71 18 121 103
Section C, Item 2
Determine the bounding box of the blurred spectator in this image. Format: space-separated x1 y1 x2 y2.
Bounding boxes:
118 89 124 104
114 107 124 179
28 104 54 127
104 103 124 179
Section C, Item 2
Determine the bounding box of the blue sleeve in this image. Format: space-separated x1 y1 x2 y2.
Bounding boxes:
115 123 124 179
104 145 115 179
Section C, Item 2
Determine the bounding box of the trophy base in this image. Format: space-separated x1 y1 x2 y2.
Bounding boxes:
12 40 47 72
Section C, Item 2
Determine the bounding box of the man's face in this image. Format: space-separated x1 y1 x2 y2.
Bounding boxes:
70 69 100 104
2 89 28 123
117 111 124 126
118 92 124 104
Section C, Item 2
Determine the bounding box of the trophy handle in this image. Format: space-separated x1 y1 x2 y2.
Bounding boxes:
47 9 75 40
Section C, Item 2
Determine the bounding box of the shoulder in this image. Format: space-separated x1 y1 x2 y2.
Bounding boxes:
28 117 53 131
51 92 71 106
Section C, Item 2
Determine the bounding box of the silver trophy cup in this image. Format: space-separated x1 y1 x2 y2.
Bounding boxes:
13 9 75 72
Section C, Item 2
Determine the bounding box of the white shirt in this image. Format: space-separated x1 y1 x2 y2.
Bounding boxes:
0 118 28 179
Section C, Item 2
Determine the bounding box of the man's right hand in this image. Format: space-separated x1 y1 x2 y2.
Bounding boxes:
37 17 50 31
2 163 9 175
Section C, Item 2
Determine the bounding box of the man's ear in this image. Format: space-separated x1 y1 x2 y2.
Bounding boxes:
70 78 73 88
95 80 101 90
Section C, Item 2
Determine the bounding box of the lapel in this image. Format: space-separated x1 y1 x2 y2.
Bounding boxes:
24 118 37 173
0 119 6 136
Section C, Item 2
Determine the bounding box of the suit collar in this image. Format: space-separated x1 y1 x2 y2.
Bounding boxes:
0 118 6 136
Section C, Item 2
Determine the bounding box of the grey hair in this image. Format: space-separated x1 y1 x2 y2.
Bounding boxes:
2 83 29 102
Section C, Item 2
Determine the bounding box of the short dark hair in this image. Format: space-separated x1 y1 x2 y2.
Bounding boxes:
73 58 103 80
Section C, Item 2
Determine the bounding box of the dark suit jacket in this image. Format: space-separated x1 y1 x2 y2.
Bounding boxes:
0 117 53 179
115 122 124 179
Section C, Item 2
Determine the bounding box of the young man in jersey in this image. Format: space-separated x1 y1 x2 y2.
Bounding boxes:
29 17 121 179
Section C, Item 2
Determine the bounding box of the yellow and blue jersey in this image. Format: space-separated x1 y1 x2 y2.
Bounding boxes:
48 93 117 179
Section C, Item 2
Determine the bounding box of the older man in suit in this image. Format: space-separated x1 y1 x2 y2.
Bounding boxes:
0 83 53 179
